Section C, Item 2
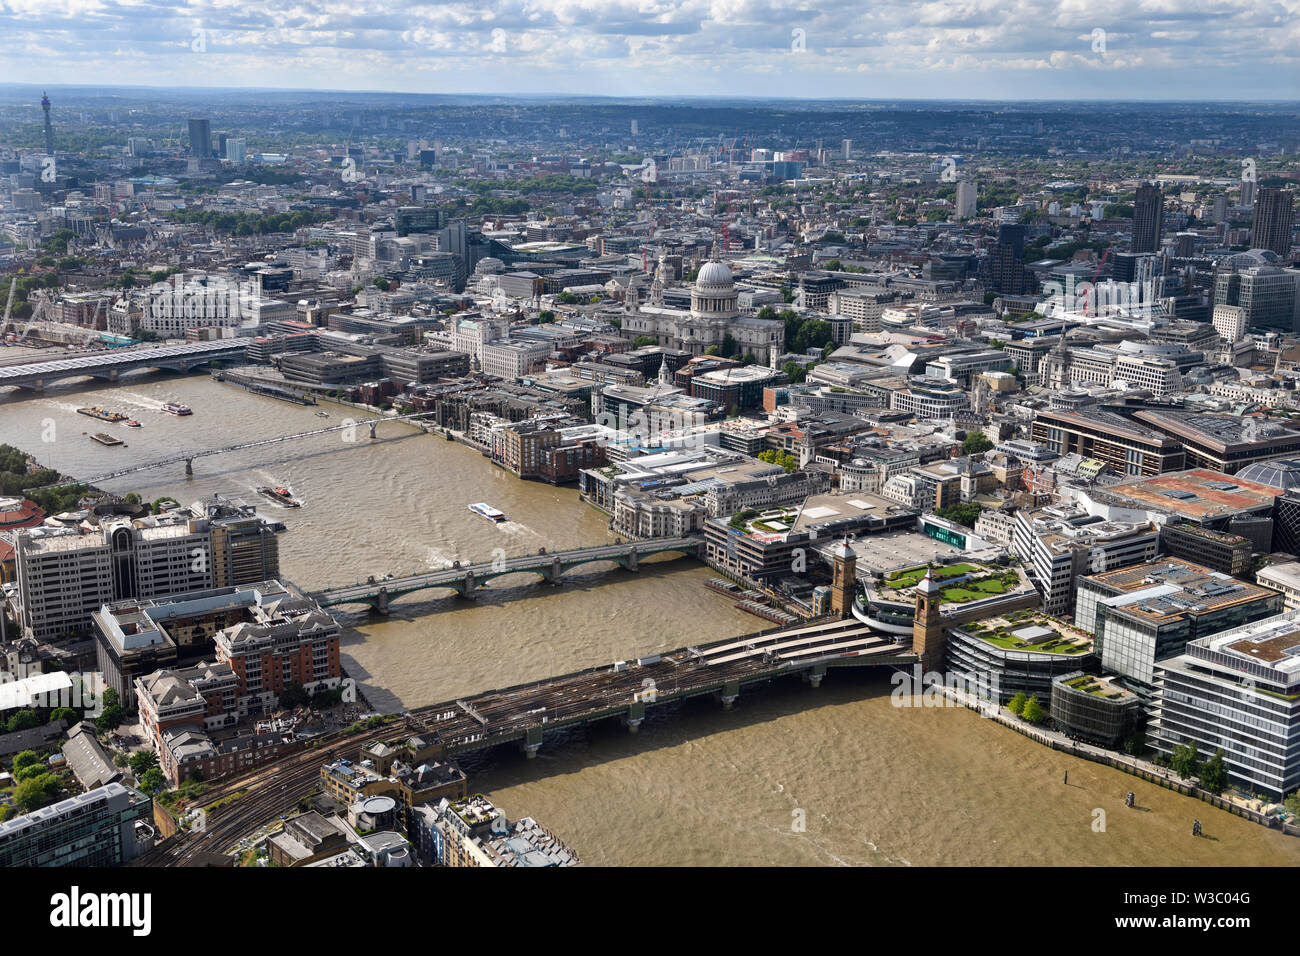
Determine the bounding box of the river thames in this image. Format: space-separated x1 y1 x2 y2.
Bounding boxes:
3 371 1297 866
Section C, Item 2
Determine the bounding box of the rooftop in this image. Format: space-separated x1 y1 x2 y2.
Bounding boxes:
1092 468 1282 521
1087 559 1279 624
955 610 1093 656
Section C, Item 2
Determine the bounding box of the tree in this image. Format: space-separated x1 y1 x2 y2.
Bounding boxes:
372 277 390 291
280 682 311 708
139 768 167 793
704 345 721 356
13 773 61 812
782 361 808 384
1007 692 1027 716
1171 742 1202 781
1198 749 1228 794
5 710 39 734
1020 695 1045 723
1285 788 1300 818
936 502 983 528
538 310 555 323
631 336 657 348
129 750 159 777
13 761 50 783
962 432 994 455
96 702 125 733
12 750 40 771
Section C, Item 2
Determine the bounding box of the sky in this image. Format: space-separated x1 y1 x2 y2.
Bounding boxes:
0 0 1297 100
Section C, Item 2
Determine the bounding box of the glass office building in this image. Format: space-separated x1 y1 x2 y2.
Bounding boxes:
0 783 153 867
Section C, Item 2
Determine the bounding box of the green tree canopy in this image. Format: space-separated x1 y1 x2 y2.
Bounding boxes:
1198 749 1228 794
1020 695 1045 723
1008 691 1027 716
963 432 994 455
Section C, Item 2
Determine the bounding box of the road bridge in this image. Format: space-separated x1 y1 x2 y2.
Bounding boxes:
0 339 248 391
316 536 704 612
29 412 435 490
403 617 917 759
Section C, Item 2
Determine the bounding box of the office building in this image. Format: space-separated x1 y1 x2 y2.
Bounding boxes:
956 180 977 220
187 117 212 158
13 500 281 644
99 579 336 709
1131 410 1300 474
0 783 153 867
1050 672 1143 748
1159 523 1253 577
1251 187 1295 259
1151 610 1300 800
1131 183 1164 254
1029 408 1185 477
1011 504 1159 617
1073 558 1284 693
1214 263 1300 334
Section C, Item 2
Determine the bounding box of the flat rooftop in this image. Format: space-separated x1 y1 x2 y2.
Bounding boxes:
1094 468 1281 521
1089 559 1278 624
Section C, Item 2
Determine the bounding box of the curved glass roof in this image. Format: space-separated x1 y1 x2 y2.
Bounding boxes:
1237 458 1300 492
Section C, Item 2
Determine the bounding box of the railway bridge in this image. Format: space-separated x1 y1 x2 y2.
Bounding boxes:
0 339 248 391
403 617 918 759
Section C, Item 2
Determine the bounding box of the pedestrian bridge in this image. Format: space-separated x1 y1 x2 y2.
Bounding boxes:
0 339 247 390
315 536 705 612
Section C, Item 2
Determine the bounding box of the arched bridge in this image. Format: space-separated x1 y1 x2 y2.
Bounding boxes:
316 537 704 613
0 339 249 391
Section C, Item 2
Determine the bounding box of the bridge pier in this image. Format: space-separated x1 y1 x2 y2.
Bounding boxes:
803 664 828 688
368 421 377 439
374 588 389 615
184 458 193 477
623 701 646 733
546 555 563 585
620 547 639 572
456 570 478 600
719 679 740 711
521 726 543 758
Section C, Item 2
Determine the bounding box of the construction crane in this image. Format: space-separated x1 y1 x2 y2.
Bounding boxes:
2 277 15 333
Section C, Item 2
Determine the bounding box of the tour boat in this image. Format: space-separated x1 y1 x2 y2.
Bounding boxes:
468 502 508 523
161 402 193 416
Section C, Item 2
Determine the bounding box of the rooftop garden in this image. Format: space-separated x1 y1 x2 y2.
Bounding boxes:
1064 675 1129 699
961 609 1092 655
878 563 1020 604
728 507 797 535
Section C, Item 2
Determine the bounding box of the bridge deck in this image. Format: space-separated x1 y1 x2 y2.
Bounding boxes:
404 619 915 756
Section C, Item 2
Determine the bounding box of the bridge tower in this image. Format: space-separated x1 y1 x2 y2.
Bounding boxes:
912 568 945 671
828 537 856 619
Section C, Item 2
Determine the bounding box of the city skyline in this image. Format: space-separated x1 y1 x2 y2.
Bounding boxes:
1 0 1297 100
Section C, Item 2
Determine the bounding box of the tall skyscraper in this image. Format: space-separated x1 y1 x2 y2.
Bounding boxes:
1131 183 1164 254
40 91 53 155
1251 187 1295 258
187 117 212 158
841 138 852 161
956 180 977 219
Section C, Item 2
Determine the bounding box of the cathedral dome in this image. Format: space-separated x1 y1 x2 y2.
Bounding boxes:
695 259 734 290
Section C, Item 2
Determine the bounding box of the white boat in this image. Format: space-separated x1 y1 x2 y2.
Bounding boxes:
468 502 507 523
